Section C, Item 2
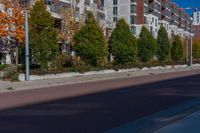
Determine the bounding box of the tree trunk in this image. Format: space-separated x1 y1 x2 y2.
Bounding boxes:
16 46 19 65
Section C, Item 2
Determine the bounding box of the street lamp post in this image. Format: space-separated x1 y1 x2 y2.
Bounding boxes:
190 35 193 66
186 36 189 65
182 7 198 66
25 10 30 81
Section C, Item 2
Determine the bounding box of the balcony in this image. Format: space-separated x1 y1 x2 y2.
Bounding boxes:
161 10 168 19
171 16 175 22
171 21 178 26
171 8 176 15
46 5 62 19
170 21 175 25
148 0 155 3
161 2 166 10
148 3 155 12
59 0 70 3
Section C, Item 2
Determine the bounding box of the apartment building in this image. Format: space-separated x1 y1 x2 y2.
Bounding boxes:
104 0 147 36
19 0 105 21
18 0 107 33
104 0 193 38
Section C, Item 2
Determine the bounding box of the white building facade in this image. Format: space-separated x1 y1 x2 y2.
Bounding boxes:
104 0 193 38
193 11 200 25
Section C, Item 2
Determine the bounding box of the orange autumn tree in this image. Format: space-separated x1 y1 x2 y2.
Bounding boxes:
0 0 25 64
0 0 25 43
11 0 25 43
0 9 9 37
0 1 11 37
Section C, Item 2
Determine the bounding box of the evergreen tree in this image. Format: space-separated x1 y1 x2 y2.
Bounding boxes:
138 26 157 62
157 26 170 61
29 0 58 70
74 11 108 66
109 18 138 64
171 35 184 62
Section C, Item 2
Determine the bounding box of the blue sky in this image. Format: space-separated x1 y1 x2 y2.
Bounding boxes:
172 0 200 14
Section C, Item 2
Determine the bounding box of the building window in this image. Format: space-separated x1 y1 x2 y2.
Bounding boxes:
113 7 118 15
150 26 153 35
130 15 136 24
113 0 118 5
158 4 161 11
144 6 147 14
131 26 136 34
130 4 136 13
144 16 148 24
130 0 136 3
84 0 90 5
113 17 118 22
155 19 157 26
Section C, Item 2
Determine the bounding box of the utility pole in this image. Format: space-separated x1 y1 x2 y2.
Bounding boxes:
25 10 30 81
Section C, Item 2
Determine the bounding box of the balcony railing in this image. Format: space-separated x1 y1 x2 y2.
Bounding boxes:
148 3 155 12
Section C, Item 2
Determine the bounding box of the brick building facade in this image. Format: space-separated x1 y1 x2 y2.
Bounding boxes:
193 11 200 38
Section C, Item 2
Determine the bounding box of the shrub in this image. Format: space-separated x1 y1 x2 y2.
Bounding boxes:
109 18 138 64
157 26 170 61
0 64 7 71
138 26 157 62
171 35 184 62
69 56 85 67
3 65 19 81
54 53 68 71
74 11 108 66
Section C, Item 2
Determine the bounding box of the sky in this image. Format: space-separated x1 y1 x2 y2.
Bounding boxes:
172 0 200 15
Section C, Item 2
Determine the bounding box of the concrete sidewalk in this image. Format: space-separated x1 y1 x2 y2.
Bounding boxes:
0 65 200 93
153 110 200 133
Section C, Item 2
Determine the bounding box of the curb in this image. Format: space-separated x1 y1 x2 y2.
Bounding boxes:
18 64 200 81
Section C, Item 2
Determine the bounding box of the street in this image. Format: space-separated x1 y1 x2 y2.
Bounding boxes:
0 70 200 133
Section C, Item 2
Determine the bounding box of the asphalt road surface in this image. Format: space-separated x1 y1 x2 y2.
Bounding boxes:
0 70 200 133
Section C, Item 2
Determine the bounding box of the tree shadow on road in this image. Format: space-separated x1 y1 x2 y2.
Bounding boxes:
0 74 200 133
